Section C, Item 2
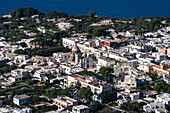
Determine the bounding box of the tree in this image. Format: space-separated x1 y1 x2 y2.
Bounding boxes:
78 87 93 100
120 102 146 113
101 107 112 113
78 70 97 76
90 103 104 112
10 10 16 17
86 34 92 39
75 81 81 90
89 11 96 17
47 11 57 18
16 8 24 18
151 72 158 81
13 7 38 18
100 90 116 103
45 88 58 99
26 80 39 85
0 64 17 74
92 27 106 37
47 11 68 18
14 49 27 54
153 25 159 32
153 80 170 93
99 67 114 81
31 95 39 103
149 19 160 31
146 49 151 52
20 42 27 47
23 7 38 17
23 73 32 80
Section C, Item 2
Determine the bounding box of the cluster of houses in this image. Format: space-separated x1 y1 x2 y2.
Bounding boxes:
0 14 169 113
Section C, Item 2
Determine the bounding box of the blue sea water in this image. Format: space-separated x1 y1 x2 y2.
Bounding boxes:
0 0 170 19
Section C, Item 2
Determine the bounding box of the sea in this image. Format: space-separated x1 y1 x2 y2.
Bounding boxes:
0 0 170 19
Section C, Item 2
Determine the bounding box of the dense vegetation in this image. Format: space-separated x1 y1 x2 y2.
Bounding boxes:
99 67 114 81
100 90 117 103
0 64 17 74
153 80 170 93
11 7 38 18
120 102 147 113
78 70 97 76
78 87 93 101
14 46 71 57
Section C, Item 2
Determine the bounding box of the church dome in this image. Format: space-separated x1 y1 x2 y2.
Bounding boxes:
72 44 80 53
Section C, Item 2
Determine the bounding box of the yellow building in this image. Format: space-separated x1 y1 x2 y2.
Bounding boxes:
151 64 170 78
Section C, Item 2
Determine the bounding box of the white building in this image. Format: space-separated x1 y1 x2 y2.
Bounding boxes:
53 96 78 110
53 52 70 63
8 76 23 83
37 27 46 33
116 75 137 89
0 107 32 113
56 22 73 31
72 105 89 113
65 74 112 94
33 70 48 81
13 94 31 106
156 93 170 106
130 92 140 101
97 56 116 69
143 102 165 113
11 69 28 77
14 55 30 64
152 52 168 61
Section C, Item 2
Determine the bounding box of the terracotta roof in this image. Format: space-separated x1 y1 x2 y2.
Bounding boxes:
70 74 80 78
77 77 87 84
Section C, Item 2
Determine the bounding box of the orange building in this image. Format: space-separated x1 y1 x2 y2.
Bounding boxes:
151 64 170 78
53 96 78 110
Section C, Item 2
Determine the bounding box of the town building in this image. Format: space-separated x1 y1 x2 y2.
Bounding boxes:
65 74 112 94
116 75 137 89
13 94 31 106
53 96 78 110
72 105 89 113
143 101 165 113
156 93 170 106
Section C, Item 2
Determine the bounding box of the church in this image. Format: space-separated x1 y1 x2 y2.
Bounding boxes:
68 43 97 69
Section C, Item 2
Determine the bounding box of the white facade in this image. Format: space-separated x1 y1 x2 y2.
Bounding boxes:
0 107 32 113
143 102 165 113
11 69 28 77
60 64 72 74
117 75 137 88
8 76 23 83
97 56 116 68
63 38 76 49
130 92 140 101
156 93 170 106
72 105 89 113
13 94 31 106
33 71 48 81
65 74 112 94
37 27 46 33
56 22 73 31
53 52 70 63
152 52 168 61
